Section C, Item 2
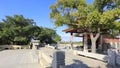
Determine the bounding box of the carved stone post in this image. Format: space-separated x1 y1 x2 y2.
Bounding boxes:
52 51 65 68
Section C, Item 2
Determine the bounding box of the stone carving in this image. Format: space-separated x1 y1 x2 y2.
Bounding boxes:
52 51 65 68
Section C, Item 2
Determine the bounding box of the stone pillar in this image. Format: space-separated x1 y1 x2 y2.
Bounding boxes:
52 51 65 68
110 42 113 48
32 43 36 50
108 49 116 67
115 42 118 49
116 52 120 66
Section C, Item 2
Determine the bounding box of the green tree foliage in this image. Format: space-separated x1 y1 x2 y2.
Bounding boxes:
31 27 61 44
0 15 61 45
50 0 120 52
0 15 34 45
50 0 120 33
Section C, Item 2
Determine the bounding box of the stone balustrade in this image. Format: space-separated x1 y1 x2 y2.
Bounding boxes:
39 48 55 68
39 52 52 68
45 44 55 49
0 45 22 50
74 50 108 62
11 45 22 49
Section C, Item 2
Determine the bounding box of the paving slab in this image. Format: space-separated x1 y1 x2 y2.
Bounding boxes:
40 47 107 68
0 50 41 68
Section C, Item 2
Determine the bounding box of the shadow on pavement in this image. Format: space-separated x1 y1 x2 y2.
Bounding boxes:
66 59 89 68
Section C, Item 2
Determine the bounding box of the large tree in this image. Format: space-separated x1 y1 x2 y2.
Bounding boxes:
0 15 61 45
50 0 120 53
30 26 61 44
0 15 35 45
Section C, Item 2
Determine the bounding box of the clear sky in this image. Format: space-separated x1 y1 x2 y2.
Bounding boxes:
0 0 93 42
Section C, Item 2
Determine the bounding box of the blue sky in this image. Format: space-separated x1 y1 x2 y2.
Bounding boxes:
0 0 93 42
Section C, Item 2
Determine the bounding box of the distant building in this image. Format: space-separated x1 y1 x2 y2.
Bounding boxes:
30 39 40 49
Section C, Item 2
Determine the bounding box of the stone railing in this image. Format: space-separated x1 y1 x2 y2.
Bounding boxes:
0 45 12 49
39 52 52 68
74 50 108 62
116 52 120 66
74 49 120 67
11 45 22 49
0 45 22 50
45 44 55 49
39 49 65 68
39 48 54 68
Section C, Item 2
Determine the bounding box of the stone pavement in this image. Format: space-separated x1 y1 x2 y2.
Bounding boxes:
40 47 107 68
0 50 41 68
65 50 107 68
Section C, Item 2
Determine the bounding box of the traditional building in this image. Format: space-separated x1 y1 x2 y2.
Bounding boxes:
63 28 120 53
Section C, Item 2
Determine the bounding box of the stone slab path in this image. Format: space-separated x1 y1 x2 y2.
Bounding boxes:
40 47 107 68
0 50 41 68
65 50 107 68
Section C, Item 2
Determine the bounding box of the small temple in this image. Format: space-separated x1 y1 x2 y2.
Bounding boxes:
63 27 120 53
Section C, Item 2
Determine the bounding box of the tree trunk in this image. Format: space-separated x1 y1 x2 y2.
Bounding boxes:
91 39 96 53
83 33 88 52
90 33 100 53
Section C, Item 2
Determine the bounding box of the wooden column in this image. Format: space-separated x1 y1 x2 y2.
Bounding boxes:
83 36 84 51
99 35 103 51
83 33 88 52
70 32 73 50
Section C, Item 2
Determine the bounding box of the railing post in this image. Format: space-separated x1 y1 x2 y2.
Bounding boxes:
52 51 65 68
108 49 116 67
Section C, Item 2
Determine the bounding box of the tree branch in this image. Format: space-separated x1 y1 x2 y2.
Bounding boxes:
95 33 100 40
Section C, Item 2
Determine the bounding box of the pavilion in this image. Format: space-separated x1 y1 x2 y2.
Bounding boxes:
62 27 120 53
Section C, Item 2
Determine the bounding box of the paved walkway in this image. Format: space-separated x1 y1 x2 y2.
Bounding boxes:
40 47 107 68
0 50 41 68
65 50 107 68
0 48 108 68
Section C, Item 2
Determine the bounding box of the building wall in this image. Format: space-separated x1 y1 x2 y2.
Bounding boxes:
103 38 119 44
103 38 119 49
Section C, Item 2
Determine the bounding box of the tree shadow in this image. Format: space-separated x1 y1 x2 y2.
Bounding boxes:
66 59 89 68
